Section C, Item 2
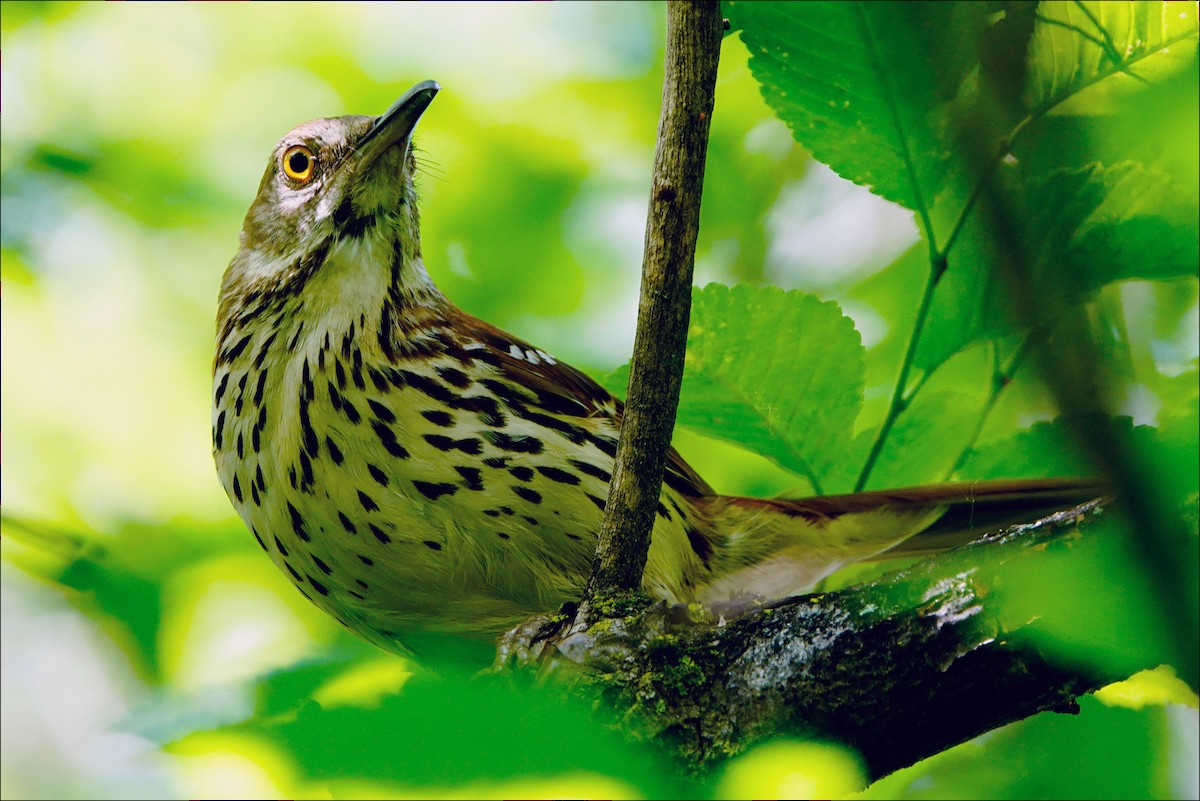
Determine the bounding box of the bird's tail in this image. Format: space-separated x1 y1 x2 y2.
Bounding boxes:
691 477 1107 604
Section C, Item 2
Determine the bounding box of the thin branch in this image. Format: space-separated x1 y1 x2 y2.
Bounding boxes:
584 2 723 601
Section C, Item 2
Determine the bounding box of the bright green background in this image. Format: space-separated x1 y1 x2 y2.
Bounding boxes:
2 2 1197 799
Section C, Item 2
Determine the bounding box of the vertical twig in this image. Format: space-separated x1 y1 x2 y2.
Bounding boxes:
584 1 723 602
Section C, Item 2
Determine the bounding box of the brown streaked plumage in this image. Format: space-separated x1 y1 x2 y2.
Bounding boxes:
212 81 1104 656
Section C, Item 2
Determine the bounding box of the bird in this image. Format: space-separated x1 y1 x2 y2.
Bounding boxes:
212 81 1102 657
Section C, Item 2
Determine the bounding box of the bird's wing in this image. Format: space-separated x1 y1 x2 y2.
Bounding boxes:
450 309 714 497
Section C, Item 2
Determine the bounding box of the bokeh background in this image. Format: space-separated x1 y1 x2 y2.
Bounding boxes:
2 2 1196 799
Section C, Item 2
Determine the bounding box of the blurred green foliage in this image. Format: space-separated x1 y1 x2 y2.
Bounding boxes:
2 2 1197 799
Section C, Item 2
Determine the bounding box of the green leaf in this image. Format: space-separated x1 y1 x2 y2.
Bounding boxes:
206 673 692 797
1026 1 1199 113
724 0 986 211
916 162 1199 371
607 284 864 494
859 390 980 490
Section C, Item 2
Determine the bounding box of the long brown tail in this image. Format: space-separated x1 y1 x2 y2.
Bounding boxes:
691 477 1108 604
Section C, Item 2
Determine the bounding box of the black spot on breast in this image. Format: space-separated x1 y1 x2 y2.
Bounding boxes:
455 466 484 490
424 434 483 454
327 381 343 410
252 527 267 551
253 331 277 369
483 457 508 469
358 490 378 512
369 523 391 544
214 410 226 449
308 575 330 596
312 554 333 575
234 373 248 415
508 466 534 482
524 516 539 526
566 533 583 541
537 466 580 485
349 590 365 600
215 372 230 405
287 501 310 541
569 459 611 483
423 540 443 551
513 486 542 504
342 399 362 424
236 432 244 459
421 410 455 427
368 464 389 486
335 359 348 391
301 358 315 401
232 474 243 502
286 562 303 581
327 436 344 465
254 369 268 407
256 464 267 492
298 449 314 491
414 480 458 500
497 532 510 540
222 333 252 364
482 431 544 454
369 366 391 393
273 535 290 557
251 483 261 506
500 506 515 516
367 398 395 424
400 369 453 403
436 366 472 388
338 511 357 534
657 501 670 518
586 493 606 511
373 420 410 458
484 509 501 517
358 554 375 565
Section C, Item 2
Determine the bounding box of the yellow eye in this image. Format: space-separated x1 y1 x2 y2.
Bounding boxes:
282 145 316 183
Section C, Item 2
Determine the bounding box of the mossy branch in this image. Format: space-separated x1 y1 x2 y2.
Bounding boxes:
502 500 1139 778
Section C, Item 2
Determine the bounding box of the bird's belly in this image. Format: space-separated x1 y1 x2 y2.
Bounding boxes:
216 358 633 642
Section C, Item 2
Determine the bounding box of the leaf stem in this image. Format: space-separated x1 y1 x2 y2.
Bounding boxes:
947 335 1035 477
854 253 945 491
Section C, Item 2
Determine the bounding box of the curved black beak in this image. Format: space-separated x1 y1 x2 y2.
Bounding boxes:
354 80 440 170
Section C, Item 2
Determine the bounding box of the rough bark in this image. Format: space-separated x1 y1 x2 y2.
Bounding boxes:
586 1 723 600
501 500 1131 779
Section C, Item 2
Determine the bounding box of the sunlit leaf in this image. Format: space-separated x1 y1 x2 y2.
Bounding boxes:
725 0 986 211
607 284 864 493
917 162 1199 370
1026 1 1199 112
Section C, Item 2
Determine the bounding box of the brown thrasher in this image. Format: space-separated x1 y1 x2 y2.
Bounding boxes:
212 81 1100 655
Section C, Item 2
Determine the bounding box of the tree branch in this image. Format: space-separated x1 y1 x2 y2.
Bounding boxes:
501 500 1134 779
585 1 723 600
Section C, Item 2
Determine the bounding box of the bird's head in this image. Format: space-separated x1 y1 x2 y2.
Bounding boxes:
218 81 443 341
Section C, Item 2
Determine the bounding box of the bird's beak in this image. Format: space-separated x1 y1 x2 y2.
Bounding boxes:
353 80 440 170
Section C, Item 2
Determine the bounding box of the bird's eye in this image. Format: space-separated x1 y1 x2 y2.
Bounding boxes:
282 145 316 183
